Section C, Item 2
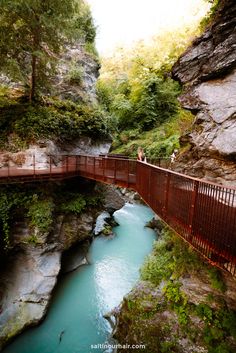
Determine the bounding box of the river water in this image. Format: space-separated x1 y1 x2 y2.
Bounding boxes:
3 203 156 353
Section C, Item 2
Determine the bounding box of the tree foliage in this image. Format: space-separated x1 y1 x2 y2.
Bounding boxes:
0 0 96 101
0 96 110 151
97 27 198 132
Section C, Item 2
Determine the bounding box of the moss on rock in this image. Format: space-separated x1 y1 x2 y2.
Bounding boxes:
114 228 236 353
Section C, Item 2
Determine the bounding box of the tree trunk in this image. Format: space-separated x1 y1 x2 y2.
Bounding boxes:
29 54 37 102
29 29 40 102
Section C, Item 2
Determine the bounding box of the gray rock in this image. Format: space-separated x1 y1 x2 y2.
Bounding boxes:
0 137 111 171
172 1 236 85
94 211 111 236
0 208 95 350
0 41 99 104
0 248 61 350
61 243 89 274
54 42 99 103
58 137 111 156
172 0 236 185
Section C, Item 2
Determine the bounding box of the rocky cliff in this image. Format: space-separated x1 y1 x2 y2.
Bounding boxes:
172 0 236 186
54 43 100 104
0 42 100 104
0 181 126 351
0 189 95 350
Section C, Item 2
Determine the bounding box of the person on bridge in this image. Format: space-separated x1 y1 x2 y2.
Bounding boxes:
170 149 178 164
137 147 146 162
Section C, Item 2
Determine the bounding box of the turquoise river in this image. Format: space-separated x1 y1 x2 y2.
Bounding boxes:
2 203 156 353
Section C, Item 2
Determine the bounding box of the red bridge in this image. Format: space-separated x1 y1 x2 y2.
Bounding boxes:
0 154 236 276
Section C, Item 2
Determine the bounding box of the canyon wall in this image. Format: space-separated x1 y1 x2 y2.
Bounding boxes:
172 0 236 186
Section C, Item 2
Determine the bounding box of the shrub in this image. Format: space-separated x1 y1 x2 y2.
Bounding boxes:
27 196 54 233
0 96 110 148
66 61 84 85
60 194 86 214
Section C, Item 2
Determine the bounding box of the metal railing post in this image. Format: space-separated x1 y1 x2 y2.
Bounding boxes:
8 158 10 178
189 180 199 238
76 155 78 173
114 159 117 184
127 159 130 187
163 172 171 220
49 155 52 177
33 155 36 177
93 156 96 178
103 157 105 181
148 165 152 205
85 156 88 174
66 155 69 174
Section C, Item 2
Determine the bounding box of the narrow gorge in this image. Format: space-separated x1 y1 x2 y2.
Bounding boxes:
0 1 235 353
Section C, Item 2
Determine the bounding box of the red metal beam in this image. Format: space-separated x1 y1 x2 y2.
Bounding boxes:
0 154 235 276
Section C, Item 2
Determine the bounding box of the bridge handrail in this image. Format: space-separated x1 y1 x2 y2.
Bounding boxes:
143 160 236 191
0 153 235 276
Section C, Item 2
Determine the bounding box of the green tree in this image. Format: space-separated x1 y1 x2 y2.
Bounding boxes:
97 25 202 132
132 75 180 130
0 0 92 101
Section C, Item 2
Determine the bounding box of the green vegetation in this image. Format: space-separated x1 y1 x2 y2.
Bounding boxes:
0 183 104 249
59 191 103 214
0 188 30 247
27 196 54 233
201 0 221 29
0 0 96 101
0 93 110 150
141 228 205 284
0 187 54 247
59 193 86 214
115 227 236 353
0 0 108 150
111 109 193 158
66 61 84 85
24 234 43 245
97 27 199 158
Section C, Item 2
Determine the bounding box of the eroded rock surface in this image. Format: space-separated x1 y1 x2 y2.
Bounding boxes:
172 0 236 185
0 210 94 350
55 43 100 103
0 248 61 349
0 137 111 172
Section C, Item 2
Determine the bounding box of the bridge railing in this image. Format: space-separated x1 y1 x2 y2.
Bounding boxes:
0 153 235 276
136 161 236 275
0 154 137 185
76 155 137 188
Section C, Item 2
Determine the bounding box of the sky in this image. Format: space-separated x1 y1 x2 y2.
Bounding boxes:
87 0 209 55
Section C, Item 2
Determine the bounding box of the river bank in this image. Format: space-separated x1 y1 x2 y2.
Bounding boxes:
1 203 156 353
0 180 128 351
113 226 236 353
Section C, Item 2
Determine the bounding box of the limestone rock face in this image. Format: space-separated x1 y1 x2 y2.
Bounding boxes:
0 248 61 349
0 138 111 172
113 270 236 353
172 0 236 186
172 0 236 85
54 43 100 103
0 210 94 350
0 42 99 104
